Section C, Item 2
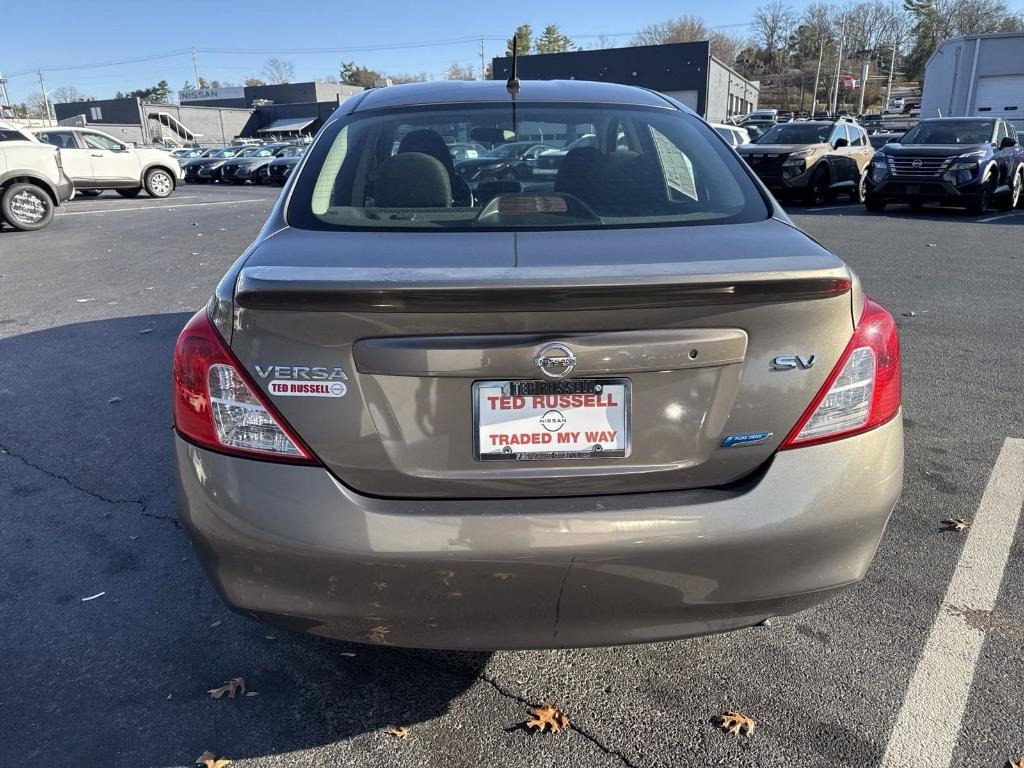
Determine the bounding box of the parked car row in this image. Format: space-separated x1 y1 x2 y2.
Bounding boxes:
1 120 183 231
733 115 1024 213
181 143 306 186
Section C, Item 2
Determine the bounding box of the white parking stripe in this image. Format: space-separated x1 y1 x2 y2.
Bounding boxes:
976 211 1024 223
55 199 267 216
801 204 859 213
880 438 1024 768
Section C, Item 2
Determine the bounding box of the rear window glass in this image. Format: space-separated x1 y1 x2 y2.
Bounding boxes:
287 102 768 231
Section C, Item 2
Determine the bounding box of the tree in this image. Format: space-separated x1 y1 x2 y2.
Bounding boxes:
535 24 573 53
629 15 745 64
244 76 267 87
340 61 381 88
445 63 476 80
263 58 296 85
22 92 50 118
119 80 172 103
754 0 798 69
50 85 92 104
506 24 533 55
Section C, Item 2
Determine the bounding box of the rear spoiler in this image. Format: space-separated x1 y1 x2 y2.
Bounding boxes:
235 267 851 313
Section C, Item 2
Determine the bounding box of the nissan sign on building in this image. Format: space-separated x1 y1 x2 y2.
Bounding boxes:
178 86 246 103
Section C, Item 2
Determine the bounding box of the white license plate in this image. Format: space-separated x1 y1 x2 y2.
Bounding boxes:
474 379 630 461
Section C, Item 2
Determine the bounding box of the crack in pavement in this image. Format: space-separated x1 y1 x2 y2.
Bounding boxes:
0 440 178 527
398 650 644 768
552 555 576 641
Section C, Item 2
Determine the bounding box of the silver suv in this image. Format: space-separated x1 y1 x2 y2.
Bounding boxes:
31 126 183 198
0 121 73 231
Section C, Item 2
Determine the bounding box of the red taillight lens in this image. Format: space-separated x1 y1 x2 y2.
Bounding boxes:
780 297 901 449
172 310 318 464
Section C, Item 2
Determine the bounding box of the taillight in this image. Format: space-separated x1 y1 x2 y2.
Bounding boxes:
172 310 318 464
780 297 900 449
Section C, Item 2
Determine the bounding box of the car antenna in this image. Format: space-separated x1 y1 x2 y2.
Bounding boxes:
506 36 521 136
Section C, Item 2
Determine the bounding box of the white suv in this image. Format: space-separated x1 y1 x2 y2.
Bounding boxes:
0 121 73 231
31 126 183 198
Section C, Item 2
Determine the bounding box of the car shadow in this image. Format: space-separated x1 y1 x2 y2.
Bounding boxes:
0 313 489 767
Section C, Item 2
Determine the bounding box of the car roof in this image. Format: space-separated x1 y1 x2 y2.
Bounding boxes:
347 79 677 116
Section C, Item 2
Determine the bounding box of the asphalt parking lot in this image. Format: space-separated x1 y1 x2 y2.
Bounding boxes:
2 183 1023 768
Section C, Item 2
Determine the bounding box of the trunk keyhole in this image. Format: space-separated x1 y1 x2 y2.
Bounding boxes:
688 349 699 360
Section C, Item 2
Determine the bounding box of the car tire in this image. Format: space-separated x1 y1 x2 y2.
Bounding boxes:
116 188 142 198
77 189 102 197
1015 171 1024 209
802 167 830 206
999 169 1022 211
1 182 54 231
864 196 886 212
144 168 175 198
850 170 867 203
966 173 994 216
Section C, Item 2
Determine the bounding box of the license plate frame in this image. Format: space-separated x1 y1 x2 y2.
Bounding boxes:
473 378 631 462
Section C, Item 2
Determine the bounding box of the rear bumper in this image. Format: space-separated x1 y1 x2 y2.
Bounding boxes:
175 415 903 650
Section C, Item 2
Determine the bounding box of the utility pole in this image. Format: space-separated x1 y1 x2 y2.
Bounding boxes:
811 39 825 115
857 58 870 114
479 38 486 80
192 47 201 87
885 41 897 107
37 69 53 122
0 71 9 110
830 15 847 116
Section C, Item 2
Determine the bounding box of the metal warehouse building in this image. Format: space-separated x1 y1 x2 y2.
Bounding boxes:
53 81 365 147
922 32 1024 131
491 41 759 123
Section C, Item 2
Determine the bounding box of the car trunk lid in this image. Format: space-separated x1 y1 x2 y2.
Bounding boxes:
229 220 854 499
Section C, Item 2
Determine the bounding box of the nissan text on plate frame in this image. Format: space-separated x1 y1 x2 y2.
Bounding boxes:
172 79 904 650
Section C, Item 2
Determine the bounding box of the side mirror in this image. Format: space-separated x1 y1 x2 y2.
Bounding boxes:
999 136 1017 149
833 137 849 149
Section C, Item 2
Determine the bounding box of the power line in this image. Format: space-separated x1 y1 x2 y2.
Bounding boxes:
5 48 193 78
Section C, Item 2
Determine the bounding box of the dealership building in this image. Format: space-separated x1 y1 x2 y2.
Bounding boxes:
491 41 758 123
53 81 364 147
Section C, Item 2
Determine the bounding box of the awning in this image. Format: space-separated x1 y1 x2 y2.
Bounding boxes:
258 117 316 134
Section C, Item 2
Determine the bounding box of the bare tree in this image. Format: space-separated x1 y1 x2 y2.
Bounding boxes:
444 63 475 81
754 0 798 68
22 92 50 118
262 58 296 85
709 30 749 64
50 85 91 104
631 16 710 46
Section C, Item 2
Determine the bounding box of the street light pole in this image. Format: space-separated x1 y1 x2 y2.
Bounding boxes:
830 15 847 116
192 47 202 87
885 41 898 108
0 71 10 109
37 69 53 123
811 39 825 115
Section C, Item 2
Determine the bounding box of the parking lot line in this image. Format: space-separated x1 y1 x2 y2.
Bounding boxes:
55 199 267 217
801 203 860 213
975 211 1024 223
880 438 1024 768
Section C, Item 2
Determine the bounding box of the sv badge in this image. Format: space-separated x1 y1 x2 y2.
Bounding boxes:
771 354 817 371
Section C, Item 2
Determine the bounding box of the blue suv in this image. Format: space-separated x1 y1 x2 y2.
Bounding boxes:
864 117 1024 214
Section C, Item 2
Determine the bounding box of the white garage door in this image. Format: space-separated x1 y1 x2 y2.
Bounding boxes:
973 75 1024 116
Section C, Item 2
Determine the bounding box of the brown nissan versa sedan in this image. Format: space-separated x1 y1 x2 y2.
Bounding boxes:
173 80 903 650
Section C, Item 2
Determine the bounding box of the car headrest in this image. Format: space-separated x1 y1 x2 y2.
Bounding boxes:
398 129 455 175
373 152 451 208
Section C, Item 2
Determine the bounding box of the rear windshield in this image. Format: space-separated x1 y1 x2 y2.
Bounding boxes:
756 123 831 144
287 102 768 231
900 120 994 145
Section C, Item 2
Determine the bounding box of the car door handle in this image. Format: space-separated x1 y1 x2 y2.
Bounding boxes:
91 153 104 157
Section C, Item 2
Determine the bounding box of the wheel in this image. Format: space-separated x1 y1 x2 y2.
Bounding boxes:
864 196 886 212
144 168 175 198
1 183 54 231
850 170 867 203
1016 171 1024 209
116 188 142 198
76 189 101 197
966 172 994 215
999 169 1022 211
802 167 830 205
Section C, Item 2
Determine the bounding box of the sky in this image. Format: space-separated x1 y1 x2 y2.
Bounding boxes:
0 0 787 104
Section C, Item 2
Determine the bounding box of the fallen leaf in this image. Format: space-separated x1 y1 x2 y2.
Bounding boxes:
715 711 756 736
384 726 409 740
368 626 390 644
1008 758 1024 768
525 702 570 733
195 751 232 768
942 518 972 531
926 243 937 247
902 311 917 317
208 677 245 700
